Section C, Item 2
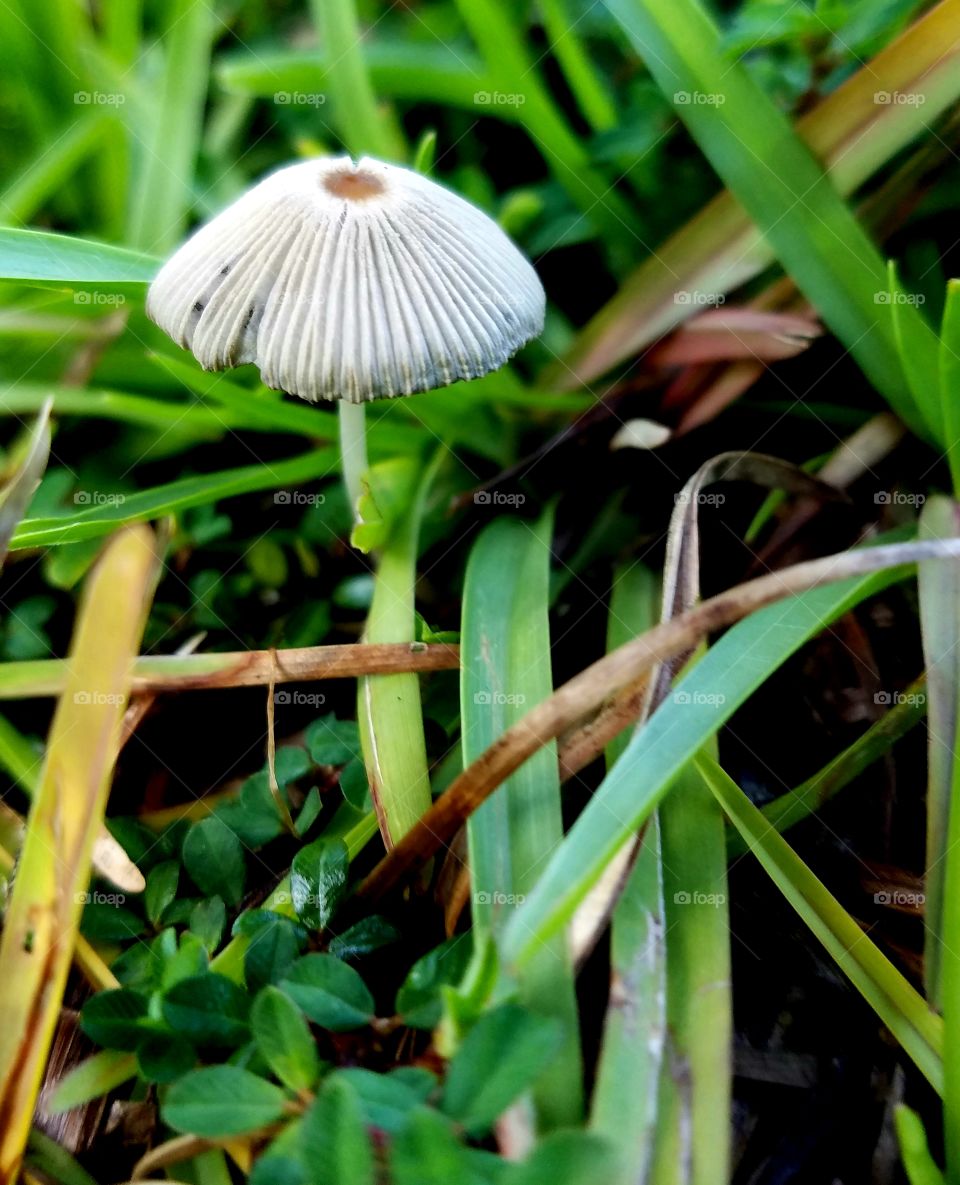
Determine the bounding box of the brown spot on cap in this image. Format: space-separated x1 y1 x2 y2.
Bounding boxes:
322 167 385 201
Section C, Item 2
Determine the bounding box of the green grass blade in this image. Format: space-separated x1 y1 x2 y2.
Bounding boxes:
697 754 943 1093
461 512 583 1129
452 0 636 260
897 1106 946 1185
0 228 158 289
217 43 492 116
919 496 960 1007
0 114 109 226
309 0 395 159
11 448 337 549
501 560 913 968
592 0 942 437
649 759 731 1185
553 1 960 389
126 0 216 252
727 677 927 856
590 564 664 1181
939 281 960 497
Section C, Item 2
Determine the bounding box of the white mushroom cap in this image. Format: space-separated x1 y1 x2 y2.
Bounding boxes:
146 155 546 403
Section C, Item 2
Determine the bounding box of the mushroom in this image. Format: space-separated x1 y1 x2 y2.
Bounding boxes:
147 154 546 514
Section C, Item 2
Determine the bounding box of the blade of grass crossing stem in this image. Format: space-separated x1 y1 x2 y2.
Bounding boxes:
126 0 215 253
461 512 583 1129
0 526 158 1184
603 0 939 439
696 753 943 1092
590 564 665 1182
357 457 436 846
500 561 914 968
918 496 960 1008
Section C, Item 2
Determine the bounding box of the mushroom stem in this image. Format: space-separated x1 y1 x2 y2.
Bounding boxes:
338 400 369 521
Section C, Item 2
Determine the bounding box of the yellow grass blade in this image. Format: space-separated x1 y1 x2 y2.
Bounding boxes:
0 525 159 1185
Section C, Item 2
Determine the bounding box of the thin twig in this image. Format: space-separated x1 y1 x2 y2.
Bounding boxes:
356 537 960 903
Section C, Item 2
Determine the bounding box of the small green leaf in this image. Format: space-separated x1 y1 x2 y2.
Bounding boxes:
295 787 323 836
306 714 361 766
237 912 309 992
145 860 180 927
136 1032 195 1083
389 1107 475 1185
79 990 150 1050
183 816 246 905
300 1076 375 1185
190 896 226 952
328 916 400 961
251 986 321 1092
162 973 250 1047
442 1005 563 1135
339 759 371 811
338 1067 437 1134
396 937 473 1029
160 931 209 991
164 1066 287 1137
274 746 311 785
79 900 146 941
290 838 349 931
280 954 374 1031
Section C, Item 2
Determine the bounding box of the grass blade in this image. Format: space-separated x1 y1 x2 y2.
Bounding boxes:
0 526 158 1181
601 0 937 437
697 754 943 1092
126 0 216 252
499 558 921 969
11 447 337 550
461 513 583 1128
554 0 960 394
0 228 158 289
